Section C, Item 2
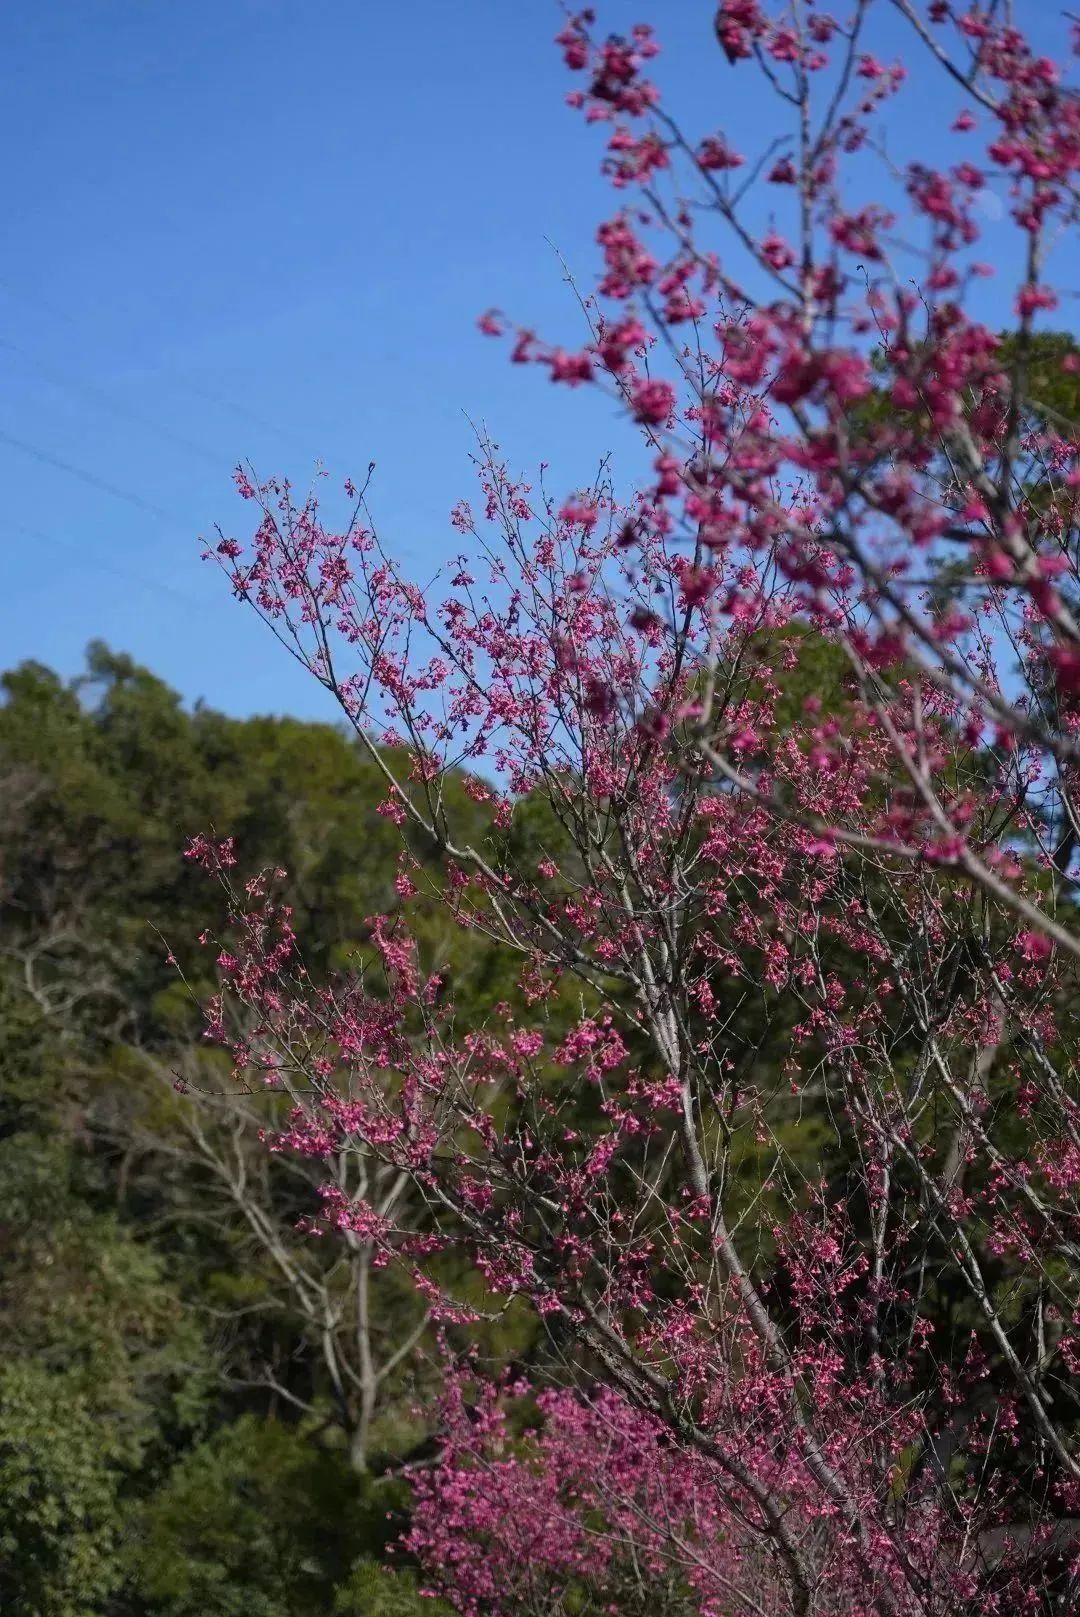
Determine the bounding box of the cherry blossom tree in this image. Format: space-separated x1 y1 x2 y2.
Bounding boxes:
194 4 1080 1612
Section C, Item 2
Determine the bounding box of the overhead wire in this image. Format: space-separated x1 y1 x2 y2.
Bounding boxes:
0 276 385 623
0 275 308 448
0 282 252 592
0 336 229 469
0 426 176 520
5 517 204 610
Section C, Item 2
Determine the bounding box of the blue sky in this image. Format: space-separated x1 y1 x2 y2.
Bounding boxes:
2 1 1067 721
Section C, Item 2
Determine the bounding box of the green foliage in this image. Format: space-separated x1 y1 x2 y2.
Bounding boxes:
333 1559 453 1616
995 329 1080 426
0 643 557 1616
0 1362 124 1617
129 1417 406 1617
5 637 1050 1615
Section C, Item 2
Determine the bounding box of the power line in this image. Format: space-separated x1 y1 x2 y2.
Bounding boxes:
0 276 306 448
0 337 229 469
0 426 174 519
6 518 204 610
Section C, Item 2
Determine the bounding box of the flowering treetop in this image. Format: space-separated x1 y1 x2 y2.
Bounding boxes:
196 5 1080 1614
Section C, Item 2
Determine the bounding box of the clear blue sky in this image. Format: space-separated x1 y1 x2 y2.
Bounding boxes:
2 2 1065 721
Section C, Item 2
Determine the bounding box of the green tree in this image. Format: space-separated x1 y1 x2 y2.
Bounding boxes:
130 1416 411 1617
